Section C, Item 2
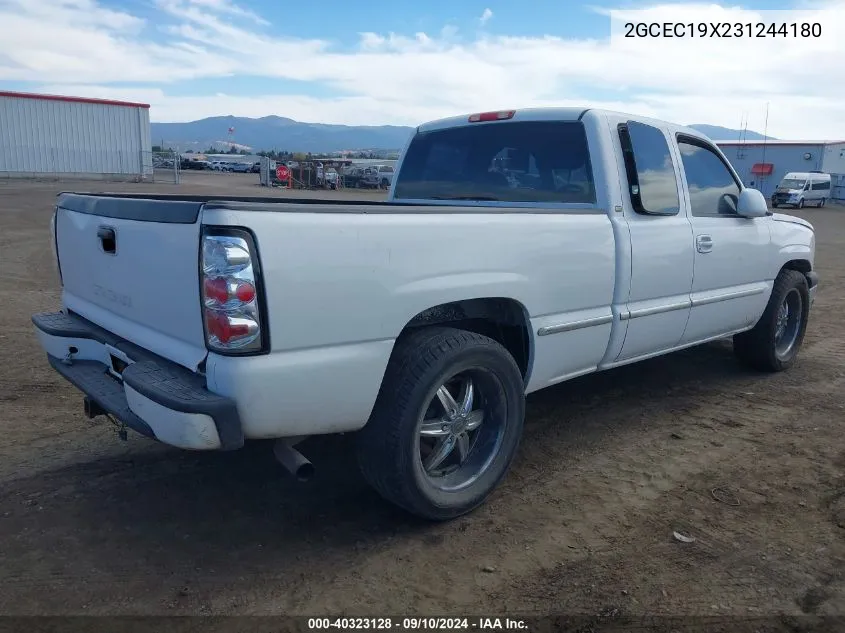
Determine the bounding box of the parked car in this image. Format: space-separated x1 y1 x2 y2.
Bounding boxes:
361 164 395 188
181 158 210 170
341 166 366 188
318 168 339 189
32 107 818 521
210 160 239 172
230 163 252 173
771 171 831 208
250 162 261 174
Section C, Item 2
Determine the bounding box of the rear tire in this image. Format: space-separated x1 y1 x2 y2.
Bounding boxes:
733 269 809 372
357 327 525 521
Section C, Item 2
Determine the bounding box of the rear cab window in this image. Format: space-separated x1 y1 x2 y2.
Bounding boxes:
392 121 596 204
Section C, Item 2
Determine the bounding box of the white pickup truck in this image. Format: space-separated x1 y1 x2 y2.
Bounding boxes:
33 107 818 520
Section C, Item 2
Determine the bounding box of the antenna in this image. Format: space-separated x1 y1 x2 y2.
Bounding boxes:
761 102 770 165
761 102 770 194
737 112 748 158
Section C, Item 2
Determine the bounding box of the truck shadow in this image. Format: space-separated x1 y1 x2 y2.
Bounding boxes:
0 339 762 601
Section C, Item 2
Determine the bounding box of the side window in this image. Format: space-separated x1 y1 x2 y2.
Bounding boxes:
812 179 830 191
618 121 680 215
677 138 741 217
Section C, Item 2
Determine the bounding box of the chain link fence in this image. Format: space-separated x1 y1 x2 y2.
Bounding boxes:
259 156 275 186
148 150 181 184
832 173 845 204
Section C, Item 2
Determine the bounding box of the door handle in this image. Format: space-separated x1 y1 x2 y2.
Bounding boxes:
696 234 713 254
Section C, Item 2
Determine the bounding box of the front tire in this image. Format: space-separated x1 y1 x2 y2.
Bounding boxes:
357 327 525 521
733 269 809 372
819 198 826 208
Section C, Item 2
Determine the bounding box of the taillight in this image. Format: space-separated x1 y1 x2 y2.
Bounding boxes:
468 110 515 122
200 227 267 354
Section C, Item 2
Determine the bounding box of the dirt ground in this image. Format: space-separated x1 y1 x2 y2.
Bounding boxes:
1 171 844 627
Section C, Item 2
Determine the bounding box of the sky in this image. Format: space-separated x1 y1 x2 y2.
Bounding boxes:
0 0 844 138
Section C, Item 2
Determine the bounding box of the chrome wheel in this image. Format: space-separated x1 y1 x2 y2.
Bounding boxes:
417 370 505 492
774 288 802 359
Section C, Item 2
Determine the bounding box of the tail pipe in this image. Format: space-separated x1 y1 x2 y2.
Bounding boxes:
273 438 314 482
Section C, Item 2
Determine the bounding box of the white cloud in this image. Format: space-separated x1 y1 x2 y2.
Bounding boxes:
479 8 493 25
2 0 845 139
180 0 269 25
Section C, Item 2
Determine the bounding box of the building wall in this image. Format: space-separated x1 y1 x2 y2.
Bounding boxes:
821 144 845 202
0 93 152 178
822 142 845 175
716 142 826 200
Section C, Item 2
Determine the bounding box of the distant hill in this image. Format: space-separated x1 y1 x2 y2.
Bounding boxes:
688 124 774 141
150 115 775 153
151 115 414 154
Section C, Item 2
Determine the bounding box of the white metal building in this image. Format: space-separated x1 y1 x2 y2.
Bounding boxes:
715 139 845 202
0 90 153 179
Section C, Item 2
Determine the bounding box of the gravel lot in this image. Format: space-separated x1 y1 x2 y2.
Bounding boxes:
1 171 844 628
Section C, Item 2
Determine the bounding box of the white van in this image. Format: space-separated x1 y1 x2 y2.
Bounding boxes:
771 171 831 208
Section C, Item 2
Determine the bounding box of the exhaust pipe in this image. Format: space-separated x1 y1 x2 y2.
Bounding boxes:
273 439 314 482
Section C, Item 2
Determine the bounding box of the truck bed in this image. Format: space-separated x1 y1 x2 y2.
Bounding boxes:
58 192 604 219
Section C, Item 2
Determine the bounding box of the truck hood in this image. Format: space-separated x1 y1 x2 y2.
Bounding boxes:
772 213 814 231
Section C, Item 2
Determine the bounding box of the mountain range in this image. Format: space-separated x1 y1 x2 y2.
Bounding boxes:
150 116 774 154
151 116 413 154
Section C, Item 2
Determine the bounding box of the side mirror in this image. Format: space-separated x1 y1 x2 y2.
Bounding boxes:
737 188 769 218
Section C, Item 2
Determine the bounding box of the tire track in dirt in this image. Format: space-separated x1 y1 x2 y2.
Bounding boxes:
2 338 842 616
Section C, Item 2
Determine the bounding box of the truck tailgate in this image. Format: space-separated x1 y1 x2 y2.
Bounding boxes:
55 193 208 371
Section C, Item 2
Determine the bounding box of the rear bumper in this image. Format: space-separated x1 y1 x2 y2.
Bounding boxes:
32 311 243 450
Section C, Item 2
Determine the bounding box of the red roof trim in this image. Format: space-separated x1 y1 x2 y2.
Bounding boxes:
0 90 150 109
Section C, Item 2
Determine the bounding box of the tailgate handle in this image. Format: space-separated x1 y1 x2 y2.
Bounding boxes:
97 226 116 254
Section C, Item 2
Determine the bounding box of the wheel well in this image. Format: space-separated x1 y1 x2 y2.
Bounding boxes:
782 259 811 275
402 298 532 380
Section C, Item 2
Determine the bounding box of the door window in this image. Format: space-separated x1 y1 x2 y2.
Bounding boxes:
676 137 741 217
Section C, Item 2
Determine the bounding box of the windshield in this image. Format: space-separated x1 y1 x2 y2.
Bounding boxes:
393 121 595 203
779 178 806 190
